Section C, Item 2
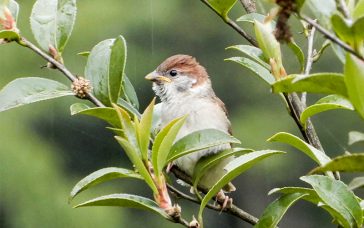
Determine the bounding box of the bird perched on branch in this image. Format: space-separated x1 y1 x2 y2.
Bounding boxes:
145 54 235 194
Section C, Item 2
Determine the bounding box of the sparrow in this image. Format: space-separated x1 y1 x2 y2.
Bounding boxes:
145 54 235 192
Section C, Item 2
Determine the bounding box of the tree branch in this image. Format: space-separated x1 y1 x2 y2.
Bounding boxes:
239 0 256 14
300 14 364 61
335 0 350 18
20 37 105 108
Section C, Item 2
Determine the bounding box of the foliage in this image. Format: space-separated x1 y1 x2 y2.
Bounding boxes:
1 0 364 227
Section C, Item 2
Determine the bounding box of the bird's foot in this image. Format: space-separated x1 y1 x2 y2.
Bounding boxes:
216 190 233 211
166 163 174 173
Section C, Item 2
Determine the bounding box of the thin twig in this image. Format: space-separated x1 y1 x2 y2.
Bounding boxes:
300 15 364 61
20 37 105 107
335 0 350 18
199 0 258 47
239 0 256 14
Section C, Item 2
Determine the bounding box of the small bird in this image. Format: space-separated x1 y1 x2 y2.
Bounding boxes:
145 54 235 193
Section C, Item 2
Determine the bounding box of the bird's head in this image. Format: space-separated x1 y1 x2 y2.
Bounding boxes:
145 55 212 102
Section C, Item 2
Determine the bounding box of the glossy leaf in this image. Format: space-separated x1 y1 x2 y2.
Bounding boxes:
0 29 19 42
310 153 364 173
70 103 120 128
167 129 241 163
113 104 137 147
348 131 364 145
301 175 363 228
137 98 155 161
272 73 347 96
255 193 307 228
269 187 320 204
345 54 364 119
226 45 270 69
0 77 73 112
152 116 186 178
85 36 127 106
192 147 252 189
30 0 77 52
207 0 237 18
74 194 170 219
348 177 364 190
268 132 331 166
288 41 305 72
300 95 354 127
117 98 141 119
69 167 142 201
331 14 364 48
123 75 139 110
115 136 157 194
198 150 285 219
225 57 275 84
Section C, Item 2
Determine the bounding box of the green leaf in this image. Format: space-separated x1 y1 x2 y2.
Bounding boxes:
272 73 347 96
77 51 90 57
30 0 77 52
113 104 137 147
115 136 157 194
0 29 19 42
287 41 305 72
152 116 186 178
226 45 270 69
207 0 237 19
167 129 241 164
348 176 364 190
269 187 320 204
310 153 364 173
69 167 142 201
254 193 307 228
123 75 139 110
301 175 363 228
225 57 275 84
268 132 331 166
137 98 155 161
198 150 285 220
345 54 364 119
70 103 120 128
74 193 170 219
353 0 364 19
192 147 252 189
331 14 364 49
300 95 354 127
348 131 364 145
0 77 73 112
237 13 269 24
85 36 127 106
304 0 336 29
117 98 141 119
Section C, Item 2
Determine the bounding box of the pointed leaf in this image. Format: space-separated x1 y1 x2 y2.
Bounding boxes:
69 167 142 201
268 132 331 166
207 0 237 18
300 95 354 126
237 13 273 25
0 77 73 112
272 73 347 96
226 45 270 69
192 147 252 189
269 187 320 204
113 104 137 147
167 129 241 164
198 150 285 219
117 98 141 119
348 131 364 145
225 57 275 84
74 194 170 219
348 177 364 190
77 51 90 57
311 153 364 173
137 98 155 161
152 116 186 177
345 54 364 119
85 36 127 106
123 75 139 110
30 0 77 52
288 41 305 72
254 193 307 228
301 175 363 228
115 136 157 194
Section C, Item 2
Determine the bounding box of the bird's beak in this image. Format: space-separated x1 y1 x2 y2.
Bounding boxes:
145 71 172 83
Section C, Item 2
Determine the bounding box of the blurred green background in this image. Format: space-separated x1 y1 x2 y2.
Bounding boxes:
1 0 363 227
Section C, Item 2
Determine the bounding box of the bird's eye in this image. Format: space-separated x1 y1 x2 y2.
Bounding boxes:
169 70 178 77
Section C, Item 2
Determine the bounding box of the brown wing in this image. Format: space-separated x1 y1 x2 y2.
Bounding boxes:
213 96 233 135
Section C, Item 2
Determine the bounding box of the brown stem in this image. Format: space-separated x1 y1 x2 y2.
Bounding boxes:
239 0 256 14
20 37 105 108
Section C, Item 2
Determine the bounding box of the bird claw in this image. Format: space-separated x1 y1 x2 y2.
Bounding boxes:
216 190 233 211
166 163 174 173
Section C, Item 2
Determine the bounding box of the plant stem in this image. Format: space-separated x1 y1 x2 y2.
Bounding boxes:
239 0 256 14
20 37 105 108
335 0 350 18
300 14 364 61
